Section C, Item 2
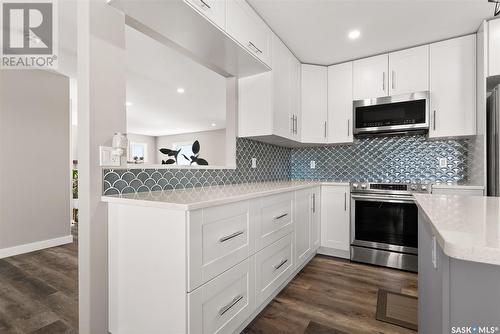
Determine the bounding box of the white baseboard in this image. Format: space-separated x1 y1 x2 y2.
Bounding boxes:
317 246 350 259
0 235 73 259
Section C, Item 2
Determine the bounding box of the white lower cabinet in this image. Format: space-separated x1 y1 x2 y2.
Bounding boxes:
255 192 293 250
188 201 255 291
107 186 332 334
255 233 294 305
294 189 313 267
319 185 350 259
188 257 255 334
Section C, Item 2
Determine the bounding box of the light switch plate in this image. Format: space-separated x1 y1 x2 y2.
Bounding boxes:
100 146 120 167
251 158 257 169
310 161 316 169
439 158 447 168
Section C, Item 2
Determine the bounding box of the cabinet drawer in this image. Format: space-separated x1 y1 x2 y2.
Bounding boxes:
226 0 271 66
188 257 255 334
184 0 226 29
255 233 293 305
188 201 255 291
256 193 293 251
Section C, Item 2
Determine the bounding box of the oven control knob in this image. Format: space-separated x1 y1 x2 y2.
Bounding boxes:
410 184 418 191
421 185 428 191
361 183 367 189
352 183 359 189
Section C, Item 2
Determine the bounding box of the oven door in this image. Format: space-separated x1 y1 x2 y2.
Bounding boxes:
350 194 418 254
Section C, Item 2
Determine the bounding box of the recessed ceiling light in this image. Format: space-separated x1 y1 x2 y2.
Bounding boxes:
211 123 217 127
348 30 361 40
177 88 185 94
125 102 132 106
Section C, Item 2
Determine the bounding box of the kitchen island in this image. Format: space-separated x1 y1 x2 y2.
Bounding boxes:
102 181 347 334
414 194 500 334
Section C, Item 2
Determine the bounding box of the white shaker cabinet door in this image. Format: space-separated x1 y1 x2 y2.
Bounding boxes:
184 0 226 29
389 44 429 96
429 35 476 138
328 62 353 144
353 54 389 100
301 64 328 143
320 185 350 257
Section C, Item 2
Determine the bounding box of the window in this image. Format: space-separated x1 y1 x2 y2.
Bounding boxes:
173 143 194 166
129 142 147 163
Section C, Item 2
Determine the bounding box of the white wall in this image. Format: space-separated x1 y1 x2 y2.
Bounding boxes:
78 1 126 333
156 129 226 166
0 70 71 253
127 133 156 164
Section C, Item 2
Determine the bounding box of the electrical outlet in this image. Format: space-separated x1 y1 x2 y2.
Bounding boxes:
251 158 257 169
439 157 448 168
310 161 316 169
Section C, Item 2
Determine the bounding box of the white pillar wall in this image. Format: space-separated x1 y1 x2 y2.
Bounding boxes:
77 1 126 333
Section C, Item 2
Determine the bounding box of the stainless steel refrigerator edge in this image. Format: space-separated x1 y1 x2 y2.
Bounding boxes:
487 84 500 196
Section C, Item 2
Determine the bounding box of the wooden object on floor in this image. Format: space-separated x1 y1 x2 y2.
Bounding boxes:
244 255 417 334
376 289 418 331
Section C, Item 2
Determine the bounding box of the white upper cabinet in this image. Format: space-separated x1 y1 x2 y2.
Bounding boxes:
429 35 476 138
301 64 328 144
184 0 226 29
327 62 353 144
226 0 271 66
238 34 301 141
388 45 429 95
489 18 500 77
353 54 389 100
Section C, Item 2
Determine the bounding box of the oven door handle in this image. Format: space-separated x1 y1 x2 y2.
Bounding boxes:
351 194 414 204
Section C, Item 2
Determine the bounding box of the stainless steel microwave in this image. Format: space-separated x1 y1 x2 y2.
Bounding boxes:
353 91 429 136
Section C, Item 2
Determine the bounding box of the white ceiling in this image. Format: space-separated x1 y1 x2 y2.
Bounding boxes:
248 0 495 65
126 26 227 137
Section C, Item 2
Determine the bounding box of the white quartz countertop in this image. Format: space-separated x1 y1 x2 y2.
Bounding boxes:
414 193 500 266
102 181 348 211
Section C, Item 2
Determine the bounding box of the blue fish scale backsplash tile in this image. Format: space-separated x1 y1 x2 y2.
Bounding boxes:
291 135 469 183
103 138 291 195
103 135 470 195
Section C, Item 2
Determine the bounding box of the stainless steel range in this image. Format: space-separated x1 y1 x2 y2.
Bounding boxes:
350 182 430 272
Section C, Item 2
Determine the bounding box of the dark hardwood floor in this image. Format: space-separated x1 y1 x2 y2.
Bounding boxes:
0 226 78 334
0 229 417 334
243 255 418 334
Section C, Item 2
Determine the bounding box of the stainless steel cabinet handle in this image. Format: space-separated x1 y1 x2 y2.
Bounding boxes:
347 119 350 137
382 72 386 92
274 259 288 270
248 41 262 54
294 115 298 134
324 121 327 138
290 115 294 133
392 70 395 90
199 0 211 8
219 230 244 243
274 213 288 221
433 110 436 130
312 193 316 213
219 295 243 317
344 192 347 211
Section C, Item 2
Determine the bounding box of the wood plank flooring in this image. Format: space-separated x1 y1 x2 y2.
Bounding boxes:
0 227 78 334
243 255 418 334
0 229 417 334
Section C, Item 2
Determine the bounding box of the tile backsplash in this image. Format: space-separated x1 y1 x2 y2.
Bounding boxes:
291 135 469 183
104 135 470 195
103 138 291 195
